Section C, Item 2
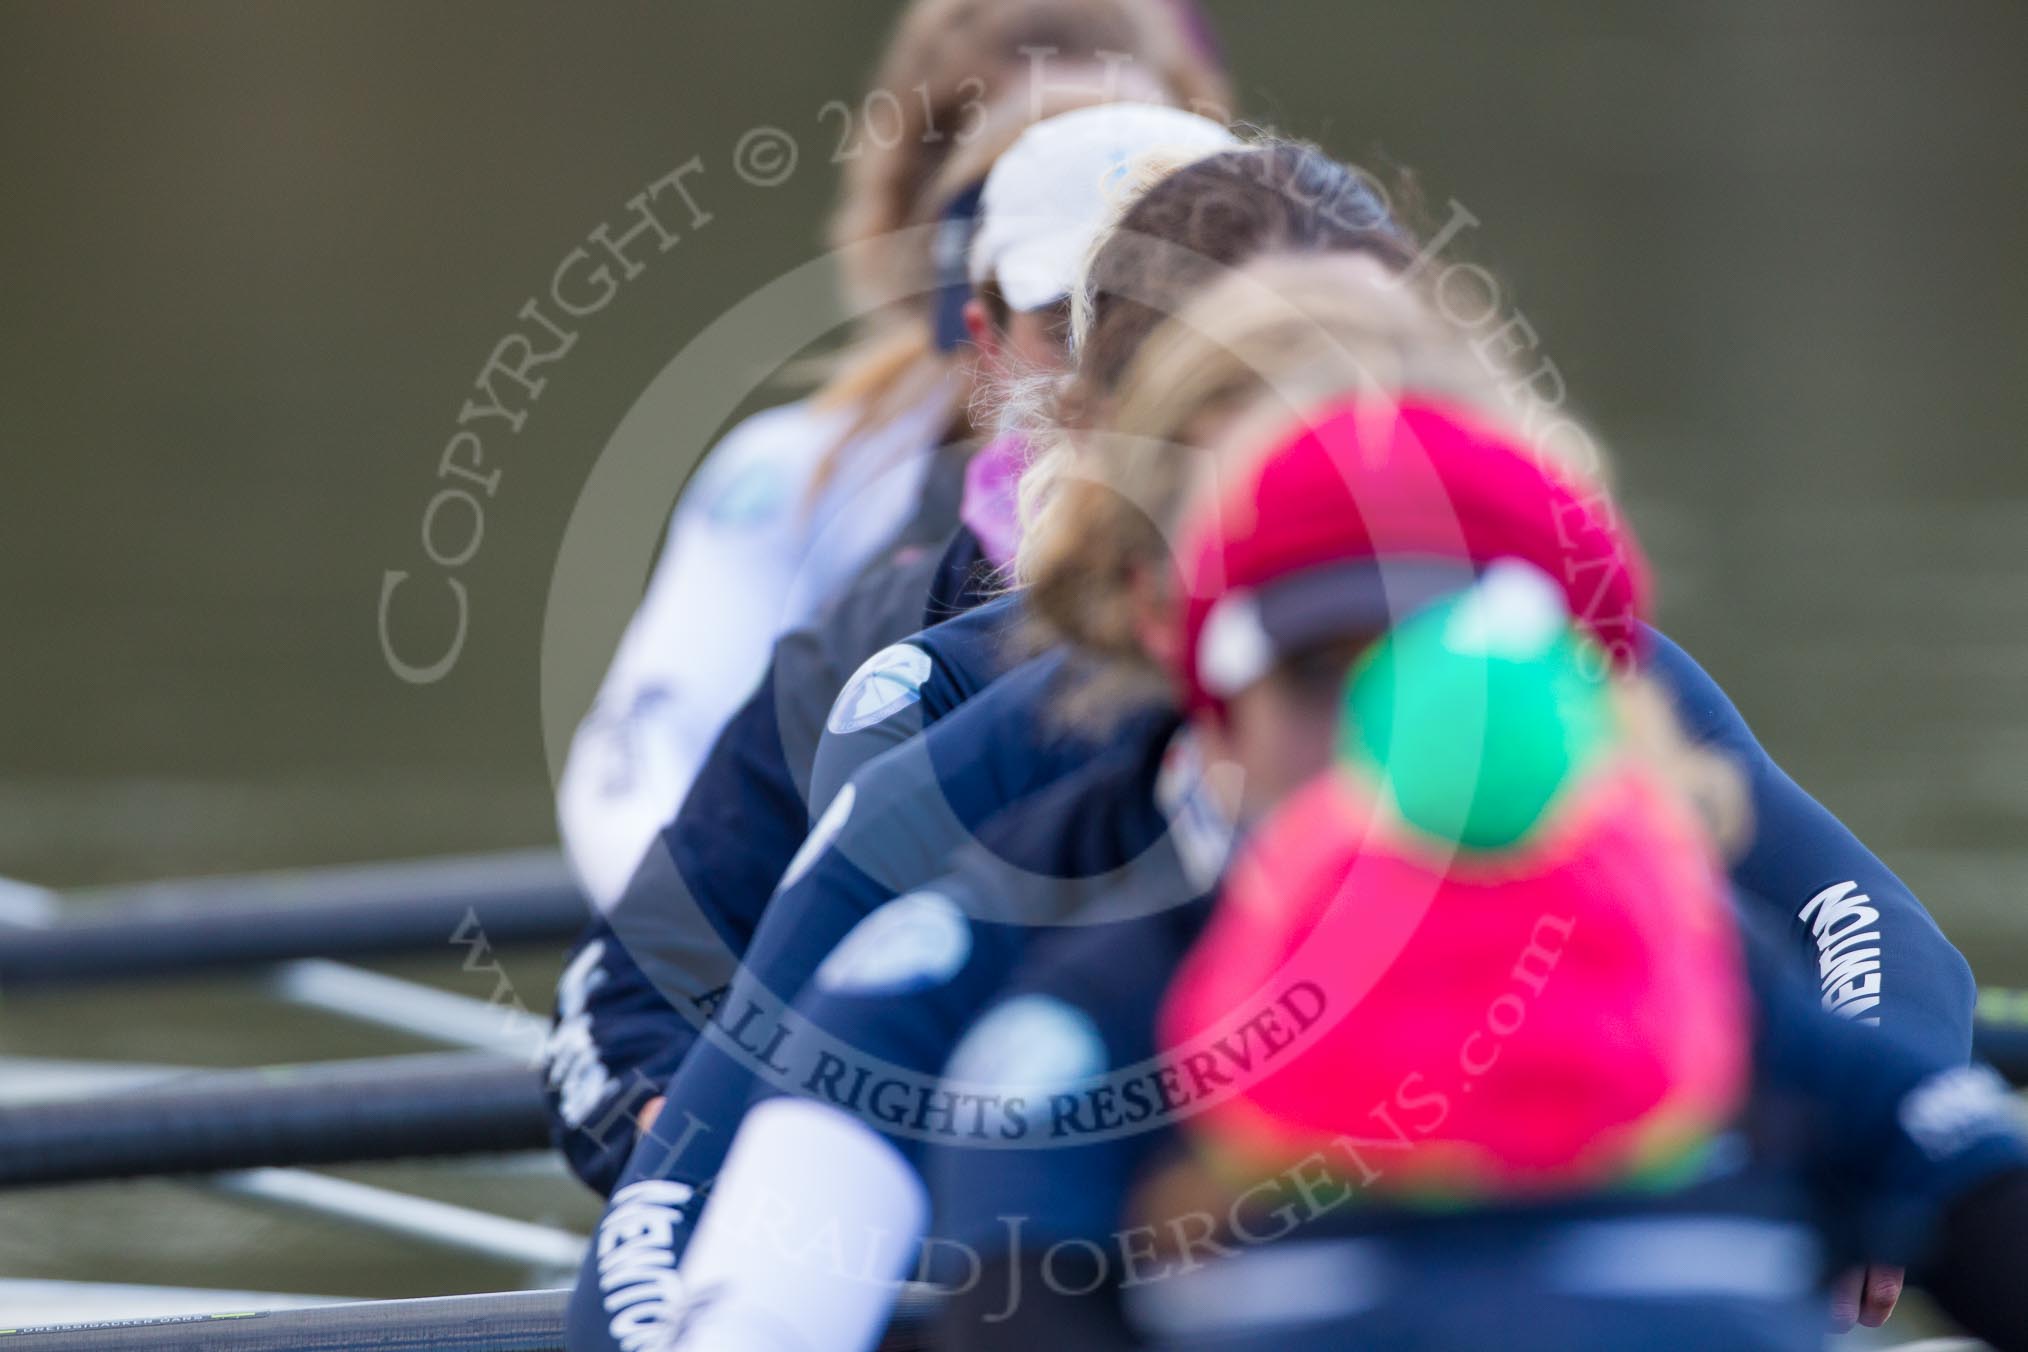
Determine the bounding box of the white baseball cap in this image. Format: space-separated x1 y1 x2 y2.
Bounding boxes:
968 103 1237 314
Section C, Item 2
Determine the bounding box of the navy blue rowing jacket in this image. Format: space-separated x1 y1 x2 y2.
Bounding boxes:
764 631 1975 1186
561 625 1979 1352
922 912 2022 1352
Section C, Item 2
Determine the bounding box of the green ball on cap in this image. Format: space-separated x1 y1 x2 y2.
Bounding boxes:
1341 561 1618 852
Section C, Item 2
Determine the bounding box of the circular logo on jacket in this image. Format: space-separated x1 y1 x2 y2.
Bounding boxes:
814 890 971 995
943 994 1107 1094
699 456 792 528
826 643 934 735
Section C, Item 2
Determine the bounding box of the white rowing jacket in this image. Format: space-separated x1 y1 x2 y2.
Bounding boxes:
558 385 953 909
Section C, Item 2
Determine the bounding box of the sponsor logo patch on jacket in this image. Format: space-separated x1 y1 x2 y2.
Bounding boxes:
700 459 791 527
596 1178 700 1350
826 643 934 735
945 993 1107 1094
1798 880 1882 1024
1900 1065 2025 1161
545 940 616 1127
814 890 971 995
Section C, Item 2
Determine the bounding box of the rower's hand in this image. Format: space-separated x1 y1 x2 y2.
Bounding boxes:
1829 1264 1904 1331
637 1094 665 1135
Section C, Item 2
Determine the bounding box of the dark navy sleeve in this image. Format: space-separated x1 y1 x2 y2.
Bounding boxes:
1744 928 2028 1267
565 1168 706 1351
540 652 814 1195
561 674 1122 1348
784 909 1037 1165
1647 625 1976 1063
771 726 1193 1242
928 901 1209 1257
576 660 1099 1238
773 749 1185 1174
541 914 712 1197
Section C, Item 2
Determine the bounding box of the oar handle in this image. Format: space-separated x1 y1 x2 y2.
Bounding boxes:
0 1285 945 1350
0 1053 548 1188
0 852 584 988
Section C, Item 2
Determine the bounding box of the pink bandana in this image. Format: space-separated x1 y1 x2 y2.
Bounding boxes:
959 433 1027 570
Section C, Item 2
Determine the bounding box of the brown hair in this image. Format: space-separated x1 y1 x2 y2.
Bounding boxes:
999 144 1433 702
1067 142 1420 400
1020 249 1575 720
1006 142 1425 558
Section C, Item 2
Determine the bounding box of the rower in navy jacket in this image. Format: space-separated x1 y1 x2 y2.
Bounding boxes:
541 103 1242 1193
563 384 1978 1350
555 0 1230 913
929 572 2028 1351
543 130 1443 1199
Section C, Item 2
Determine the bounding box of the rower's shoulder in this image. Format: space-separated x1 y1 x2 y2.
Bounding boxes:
680 398 849 518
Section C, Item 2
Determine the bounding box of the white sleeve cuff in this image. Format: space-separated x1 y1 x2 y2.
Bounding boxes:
676 1098 928 1352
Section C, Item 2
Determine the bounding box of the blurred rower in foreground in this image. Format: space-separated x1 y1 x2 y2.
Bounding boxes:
662 378 1664 1352
918 403 2021 1349
601 254 1980 1347
1076 566 2028 1350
